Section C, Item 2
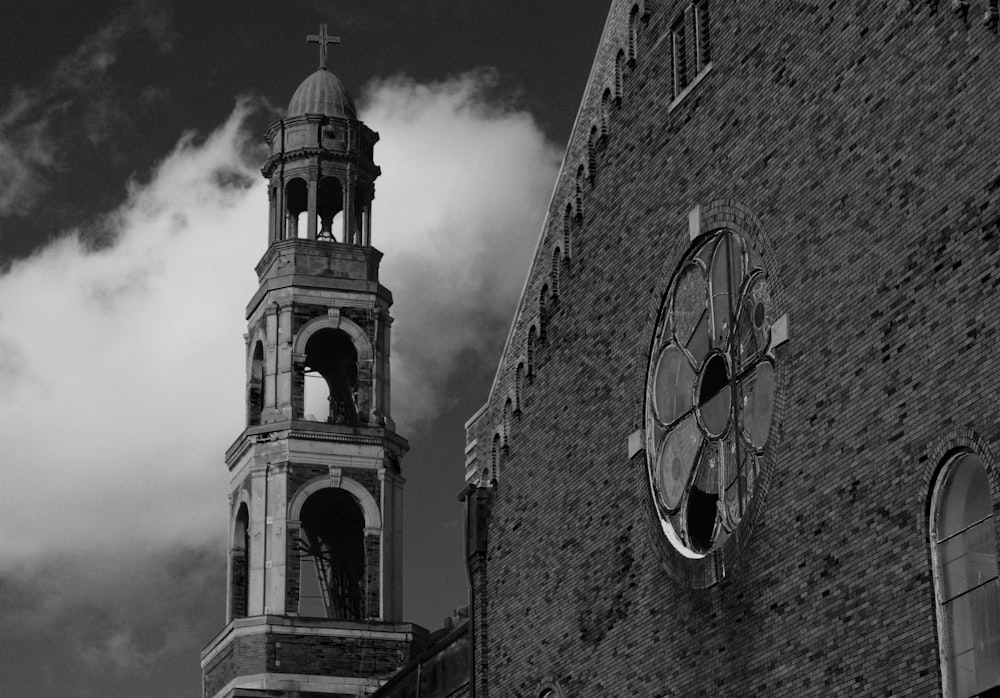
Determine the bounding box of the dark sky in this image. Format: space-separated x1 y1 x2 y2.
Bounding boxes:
0 1 609 696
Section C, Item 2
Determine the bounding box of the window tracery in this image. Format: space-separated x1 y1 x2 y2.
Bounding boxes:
645 228 775 558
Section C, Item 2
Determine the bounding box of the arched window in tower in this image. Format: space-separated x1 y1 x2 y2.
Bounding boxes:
317 176 344 242
231 503 250 620
303 328 359 425
285 178 308 239
551 247 561 300
515 362 525 414
615 49 625 101
248 341 264 426
629 4 640 64
297 488 366 620
931 451 1000 698
527 326 537 379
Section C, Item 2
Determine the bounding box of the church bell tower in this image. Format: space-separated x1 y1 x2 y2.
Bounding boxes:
201 26 426 698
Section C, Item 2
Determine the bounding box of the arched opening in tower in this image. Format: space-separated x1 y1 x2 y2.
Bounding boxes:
230 503 250 620
316 176 344 241
297 488 366 620
285 178 308 239
248 341 264 426
303 328 359 425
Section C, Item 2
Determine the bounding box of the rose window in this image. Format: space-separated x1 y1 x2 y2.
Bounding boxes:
645 229 776 558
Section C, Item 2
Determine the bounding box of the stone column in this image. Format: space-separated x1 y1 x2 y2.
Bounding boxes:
306 177 318 240
343 176 355 245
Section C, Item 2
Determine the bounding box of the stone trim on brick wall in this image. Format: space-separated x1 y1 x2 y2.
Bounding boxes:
292 312 374 362
287 474 382 532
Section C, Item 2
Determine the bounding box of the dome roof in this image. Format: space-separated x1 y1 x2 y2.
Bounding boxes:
287 68 356 118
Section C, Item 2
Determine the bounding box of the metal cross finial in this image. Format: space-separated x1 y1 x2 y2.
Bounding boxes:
307 24 341 70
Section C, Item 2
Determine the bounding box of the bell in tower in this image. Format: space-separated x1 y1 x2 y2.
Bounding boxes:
201 26 427 698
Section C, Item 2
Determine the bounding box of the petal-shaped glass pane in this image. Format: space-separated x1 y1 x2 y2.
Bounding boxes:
718 434 739 530
652 344 695 426
710 236 743 348
686 482 719 554
740 451 759 512
692 441 721 494
724 477 741 530
672 264 707 347
740 361 776 451
736 274 772 369
654 414 702 513
685 310 710 368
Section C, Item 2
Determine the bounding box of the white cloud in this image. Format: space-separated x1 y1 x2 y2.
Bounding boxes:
0 102 260 565
0 70 559 673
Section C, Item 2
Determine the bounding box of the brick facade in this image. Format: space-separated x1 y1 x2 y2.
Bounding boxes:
466 1 1000 695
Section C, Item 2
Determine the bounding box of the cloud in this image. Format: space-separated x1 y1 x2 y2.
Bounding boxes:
0 2 172 217
0 70 558 691
0 101 260 569
363 70 561 428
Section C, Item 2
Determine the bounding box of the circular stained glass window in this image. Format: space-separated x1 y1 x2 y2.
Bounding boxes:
645 229 776 559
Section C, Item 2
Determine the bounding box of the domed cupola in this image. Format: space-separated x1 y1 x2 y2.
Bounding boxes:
287 68 357 119
260 24 380 246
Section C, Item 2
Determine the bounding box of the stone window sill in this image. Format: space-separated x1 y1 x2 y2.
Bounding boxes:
668 62 713 113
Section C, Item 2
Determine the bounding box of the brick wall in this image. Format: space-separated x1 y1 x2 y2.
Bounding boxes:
470 0 1000 695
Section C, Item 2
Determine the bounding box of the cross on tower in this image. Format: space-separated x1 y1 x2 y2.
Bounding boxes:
307 24 341 70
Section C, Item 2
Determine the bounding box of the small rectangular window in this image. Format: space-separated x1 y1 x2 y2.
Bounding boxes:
694 0 711 70
671 16 687 99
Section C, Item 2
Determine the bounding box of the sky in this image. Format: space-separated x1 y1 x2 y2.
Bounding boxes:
0 1 610 696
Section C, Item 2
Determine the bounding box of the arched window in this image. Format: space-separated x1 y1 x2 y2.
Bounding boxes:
491 433 501 480
615 49 625 102
297 488 366 620
551 248 561 300
515 362 525 414
601 88 611 141
563 204 573 259
539 285 549 340
931 452 1000 697
303 328 359 425
628 4 640 64
285 178 307 239
503 398 513 449
575 166 584 217
248 341 264 426
588 125 598 178
527 326 537 379
231 502 250 620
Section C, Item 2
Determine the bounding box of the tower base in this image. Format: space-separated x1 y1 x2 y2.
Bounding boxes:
201 616 428 698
